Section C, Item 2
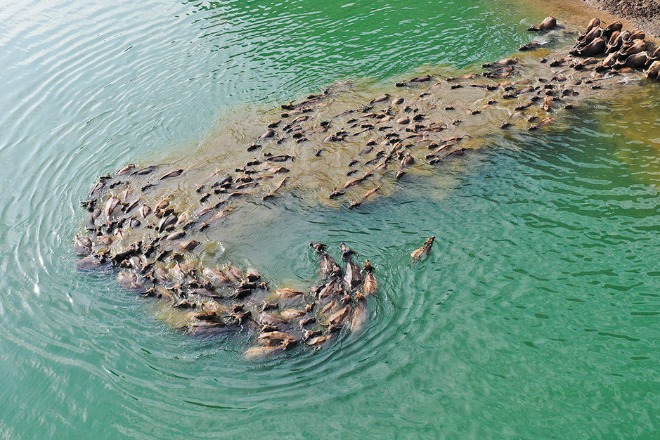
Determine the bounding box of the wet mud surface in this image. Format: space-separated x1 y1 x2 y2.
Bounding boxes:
75 18 658 358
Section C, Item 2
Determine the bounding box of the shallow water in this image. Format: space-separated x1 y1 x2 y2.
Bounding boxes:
1 0 658 438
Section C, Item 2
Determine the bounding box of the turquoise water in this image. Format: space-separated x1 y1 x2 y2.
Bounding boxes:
1 0 658 438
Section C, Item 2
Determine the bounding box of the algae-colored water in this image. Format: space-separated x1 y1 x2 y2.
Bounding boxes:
0 0 658 438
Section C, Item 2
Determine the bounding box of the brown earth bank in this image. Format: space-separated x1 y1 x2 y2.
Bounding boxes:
583 0 660 36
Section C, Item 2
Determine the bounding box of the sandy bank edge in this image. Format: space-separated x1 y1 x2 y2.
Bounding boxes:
583 0 659 37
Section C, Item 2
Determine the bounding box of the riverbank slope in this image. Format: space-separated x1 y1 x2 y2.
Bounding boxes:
584 0 660 36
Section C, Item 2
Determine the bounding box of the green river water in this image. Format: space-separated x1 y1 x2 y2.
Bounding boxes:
0 0 658 438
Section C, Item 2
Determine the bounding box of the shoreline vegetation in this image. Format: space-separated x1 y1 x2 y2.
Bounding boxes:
75 13 658 359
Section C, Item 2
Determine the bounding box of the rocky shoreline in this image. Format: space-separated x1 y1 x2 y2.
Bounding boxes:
582 0 660 37
75 17 658 359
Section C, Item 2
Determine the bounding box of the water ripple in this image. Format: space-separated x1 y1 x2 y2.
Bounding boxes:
1 0 659 437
